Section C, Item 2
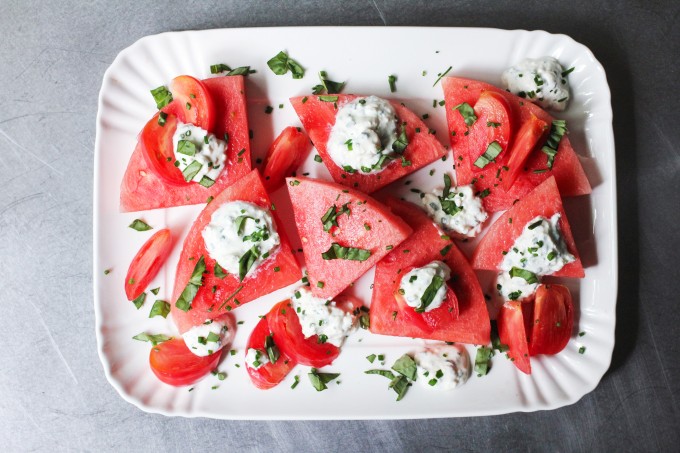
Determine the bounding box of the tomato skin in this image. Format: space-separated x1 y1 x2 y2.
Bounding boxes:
125 228 173 301
498 301 532 374
467 91 513 171
528 284 574 355
262 127 311 191
503 114 549 191
246 315 297 389
149 338 222 386
393 272 459 334
162 75 215 131
268 300 340 368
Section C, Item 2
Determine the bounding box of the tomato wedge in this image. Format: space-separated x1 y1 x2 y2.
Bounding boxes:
394 273 459 334
466 91 513 171
139 112 188 185
503 114 549 190
149 338 222 386
497 301 531 374
528 284 574 355
262 126 312 191
246 315 297 389
162 75 215 131
125 228 173 301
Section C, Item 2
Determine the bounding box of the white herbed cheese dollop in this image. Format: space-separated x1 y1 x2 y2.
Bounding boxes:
422 184 488 238
173 122 227 184
245 347 270 370
182 318 233 357
415 345 470 390
291 287 355 347
501 57 571 111
497 213 576 301
202 201 280 279
326 96 399 174
399 261 451 312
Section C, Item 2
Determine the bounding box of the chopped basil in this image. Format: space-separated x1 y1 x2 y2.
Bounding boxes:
474 141 503 168
388 74 397 93
267 51 305 79
474 346 493 376
198 176 214 188
477 189 490 199
182 160 203 182
175 256 206 312
366 354 377 363
318 95 338 102
578 346 586 354
238 246 260 281
210 63 231 74
128 219 152 231
317 334 328 344
314 154 322 163
389 375 411 401
264 105 273 114
149 300 170 318
219 286 243 310
321 243 371 261
432 65 452 87
392 122 409 153
320 203 350 232
528 219 544 230
365 369 396 379
452 102 477 127
206 332 221 343
133 333 171 346
308 368 340 391
416 275 444 313
316 70 345 94
440 244 452 256
291 375 300 389
132 292 146 309
157 111 168 126
561 66 575 77
264 334 280 364
214 263 227 279
541 120 568 169
227 66 254 76
508 290 522 301
150 85 173 109
391 354 417 380
235 215 254 236
359 313 370 330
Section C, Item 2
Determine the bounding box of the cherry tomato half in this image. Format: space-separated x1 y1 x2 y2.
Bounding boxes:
497 301 532 374
503 114 549 191
467 91 513 171
528 284 574 355
262 126 312 191
125 228 173 301
162 75 215 131
246 315 297 390
149 338 222 386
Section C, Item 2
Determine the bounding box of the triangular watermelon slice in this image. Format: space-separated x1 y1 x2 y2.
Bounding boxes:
170 170 301 333
286 176 412 299
472 176 584 278
369 198 491 345
442 77 591 212
290 95 447 193
120 76 252 212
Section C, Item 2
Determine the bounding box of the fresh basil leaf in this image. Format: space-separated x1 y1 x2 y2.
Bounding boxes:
150 287 160 295
366 354 377 364
442 173 452 199
206 332 221 343
416 275 444 313
452 102 477 127
227 66 253 76
541 120 568 169
308 368 340 391
150 85 173 109
389 375 411 401
359 313 370 330
365 369 396 379
182 160 203 182
388 74 397 93
440 198 462 216
128 219 152 231
432 65 452 87
321 243 371 262
238 246 260 281
214 263 227 279
210 63 232 74
218 285 243 310
474 346 493 376
176 140 196 156
157 111 168 126
391 354 418 380
263 334 280 364
267 51 304 79
175 256 206 312
318 70 345 94
392 122 408 153
318 95 339 102
509 267 538 284
198 176 215 188
131 292 146 309
235 215 254 236
149 300 170 318
474 141 503 169
133 333 171 346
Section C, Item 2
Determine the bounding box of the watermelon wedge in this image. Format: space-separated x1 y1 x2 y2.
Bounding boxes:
442 77 591 212
120 76 252 212
290 95 447 193
286 176 412 299
370 198 491 345
170 170 301 333
472 176 584 278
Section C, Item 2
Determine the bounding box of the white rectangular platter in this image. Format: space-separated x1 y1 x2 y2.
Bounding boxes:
94 27 617 419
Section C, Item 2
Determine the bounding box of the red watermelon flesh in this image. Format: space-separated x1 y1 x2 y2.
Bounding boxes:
370 198 491 345
120 76 252 212
472 176 585 278
442 77 591 212
286 176 412 299
171 170 301 333
290 95 447 193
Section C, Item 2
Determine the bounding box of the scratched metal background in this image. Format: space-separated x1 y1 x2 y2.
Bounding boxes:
1 0 678 451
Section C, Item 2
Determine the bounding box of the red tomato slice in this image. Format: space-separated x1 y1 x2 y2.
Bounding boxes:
162 75 215 131
149 338 222 386
466 91 513 171
528 284 574 355
497 301 531 374
262 126 311 191
125 228 173 301
503 114 549 191
139 113 188 185
246 315 297 389
268 300 341 368
394 272 459 334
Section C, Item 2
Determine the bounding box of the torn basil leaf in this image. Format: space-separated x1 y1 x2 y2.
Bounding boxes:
175 256 206 312
509 267 538 284
391 354 418 380
416 275 444 313
238 246 260 281
267 51 305 79
176 140 196 156
452 102 477 127
308 368 340 391
392 122 408 153
128 219 152 231
210 63 231 74
214 263 227 279
132 292 146 309
182 160 203 182
132 333 171 346
364 369 396 380
321 243 371 262
150 85 173 109
149 300 170 319
473 141 503 169
474 346 493 376
541 119 568 169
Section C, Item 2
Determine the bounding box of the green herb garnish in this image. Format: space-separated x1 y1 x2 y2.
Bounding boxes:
175 256 206 312
133 333 171 346
267 51 305 79
473 141 503 169
308 368 340 391
452 102 477 127
149 300 170 318
321 243 371 261
128 219 152 231
150 85 173 109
